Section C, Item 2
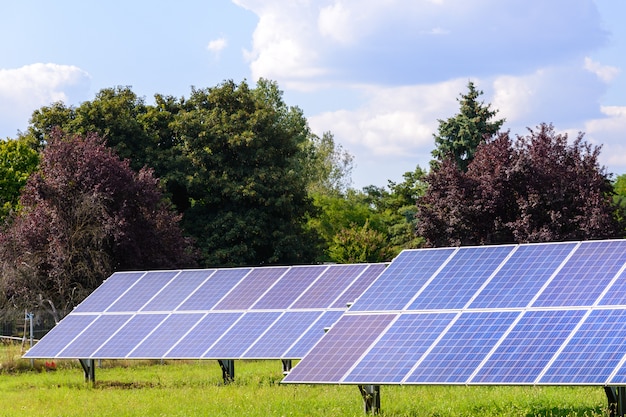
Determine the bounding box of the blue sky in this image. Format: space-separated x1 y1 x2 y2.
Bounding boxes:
1 0 625 189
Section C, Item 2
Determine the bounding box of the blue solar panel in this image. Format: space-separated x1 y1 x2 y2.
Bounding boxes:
408 246 514 310
472 309 586 384
292 264 367 309
405 311 519 383
283 310 344 358
331 263 387 308
73 272 145 313
533 240 626 307
598 270 626 306
343 313 456 383
252 266 328 309
469 242 577 309
203 312 282 358
213 267 288 310
351 249 455 311
24 315 98 358
242 311 323 358
57 314 133 358
142 270 214 311
177 268 251 310
282 314 396 383
165 313 242 358
128 313 205 358
106 271 178 312
541 309 626 384
92 314 168 358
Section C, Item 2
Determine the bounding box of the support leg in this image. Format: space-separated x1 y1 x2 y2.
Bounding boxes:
358 385 380 414
78 359 95 385
281 359 292 375
217 359 235 384
606 387 626 417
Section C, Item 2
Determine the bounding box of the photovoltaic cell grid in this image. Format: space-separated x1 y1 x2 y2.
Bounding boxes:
24 263 387 360
283 240 626 386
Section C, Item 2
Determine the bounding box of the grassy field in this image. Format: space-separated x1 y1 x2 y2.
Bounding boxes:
0 343 610 417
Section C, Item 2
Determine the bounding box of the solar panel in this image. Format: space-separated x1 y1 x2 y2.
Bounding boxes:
471 309 586 384
202 312 283 358
292 264 367 309
177 268 250 311
73 272 145 313
350 249 455 311
128 313 205 358
279 314 396 383
405 311 520 384
91 314 169 359
343 313 456 384
141 270 215 311
106 271 178 312
541 309 626 384
283 310 345 358
532 240 626 307
283 240 626 388
468 242 577 309
25 263 386 362
165 313 242 359
407 246 514 310
242 311 323 359
331 263 387 308
213 267 288 310
251 265 328 309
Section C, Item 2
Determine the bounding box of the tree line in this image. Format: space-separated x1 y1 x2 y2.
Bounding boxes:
0 79 624 319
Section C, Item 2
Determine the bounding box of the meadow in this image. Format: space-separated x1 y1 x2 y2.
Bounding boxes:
0 343 610 417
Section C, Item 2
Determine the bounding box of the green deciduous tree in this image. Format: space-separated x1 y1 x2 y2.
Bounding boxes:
0 138 39 220
431 81 505 171
173 79 321 266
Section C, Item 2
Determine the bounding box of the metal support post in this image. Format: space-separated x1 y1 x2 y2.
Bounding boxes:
358 385 380 414
217 359 235 384
79 359 96 385
281 359 292 375
606 387 626 417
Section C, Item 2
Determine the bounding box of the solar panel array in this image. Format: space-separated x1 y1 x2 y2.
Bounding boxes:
24 263 387 360
282 240 626 386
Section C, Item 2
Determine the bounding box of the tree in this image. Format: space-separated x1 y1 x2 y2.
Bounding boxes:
328 221 395 263
431 81 505 171
173 79 321 266
0 130 196 319
0 138 39 220
613 174 626 231
418 123 621 246
304 131 354 196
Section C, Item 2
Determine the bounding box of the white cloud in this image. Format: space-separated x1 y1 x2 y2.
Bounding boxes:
583 106 626 174
234 0 606 90
584 57 620 83
207 37 228 55
0 63 90 137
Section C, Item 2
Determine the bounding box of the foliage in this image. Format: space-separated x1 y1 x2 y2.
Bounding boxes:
0 130 196 319
303 131 354 196
613 174 626 231
418 123 621 246
431 81 505 171
173 79 321 266
328 220 395 263
0 138 39 220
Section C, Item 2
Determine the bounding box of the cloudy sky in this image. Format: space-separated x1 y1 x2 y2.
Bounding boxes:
1 0 625 188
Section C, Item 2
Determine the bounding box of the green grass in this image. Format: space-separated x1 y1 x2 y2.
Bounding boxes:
0 344 610 416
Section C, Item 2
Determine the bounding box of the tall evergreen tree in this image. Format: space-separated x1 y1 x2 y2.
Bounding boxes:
431 81 505 171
